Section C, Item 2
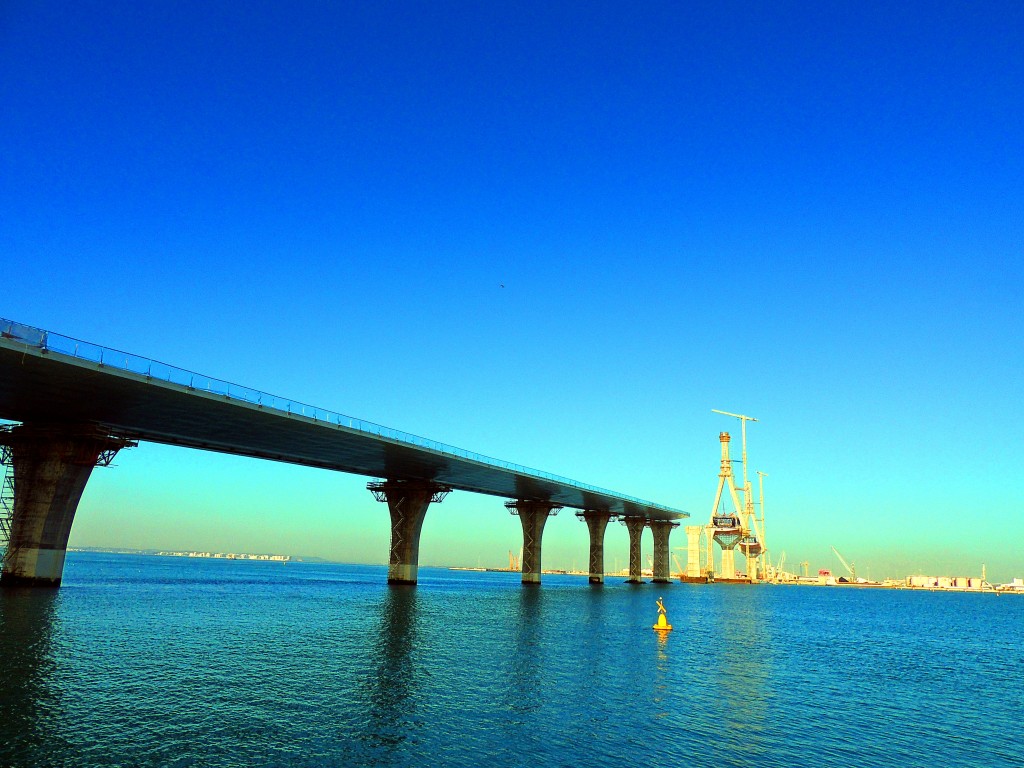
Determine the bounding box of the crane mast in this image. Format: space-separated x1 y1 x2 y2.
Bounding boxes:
830 545 856 582
757 470 769 577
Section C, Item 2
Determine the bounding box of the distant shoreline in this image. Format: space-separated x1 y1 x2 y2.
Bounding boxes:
69 547 311 562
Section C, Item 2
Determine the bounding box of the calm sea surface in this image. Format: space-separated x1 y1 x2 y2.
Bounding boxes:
0 552 1021 767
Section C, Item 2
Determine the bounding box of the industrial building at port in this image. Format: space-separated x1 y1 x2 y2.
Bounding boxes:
906 575 985 590
904 575 1024 593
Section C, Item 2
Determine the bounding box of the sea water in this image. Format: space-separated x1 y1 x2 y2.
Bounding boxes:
0 552 1020 767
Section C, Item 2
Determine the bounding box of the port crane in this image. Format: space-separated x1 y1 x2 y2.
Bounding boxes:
799 561 810 578
831 546 857 582
775 550 786 580
672 551 686 578
756 470 769 577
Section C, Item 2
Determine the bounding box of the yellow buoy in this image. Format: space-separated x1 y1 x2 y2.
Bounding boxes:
652 596 673 631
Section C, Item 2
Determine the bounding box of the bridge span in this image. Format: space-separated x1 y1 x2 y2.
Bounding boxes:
0 318 686 587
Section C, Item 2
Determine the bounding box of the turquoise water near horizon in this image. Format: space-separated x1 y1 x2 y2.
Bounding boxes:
0 552 1021 767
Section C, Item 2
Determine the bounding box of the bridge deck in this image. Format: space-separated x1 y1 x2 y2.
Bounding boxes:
0 320 685 520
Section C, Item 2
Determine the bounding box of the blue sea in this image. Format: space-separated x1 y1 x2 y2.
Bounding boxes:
0 552 1021 767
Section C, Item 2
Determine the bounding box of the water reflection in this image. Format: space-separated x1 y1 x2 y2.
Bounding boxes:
0 588 67 764
360 586 422 756
582 588 609 675
655 628 669 655
651 599 672 718
507 587 543 719
710 589 773 760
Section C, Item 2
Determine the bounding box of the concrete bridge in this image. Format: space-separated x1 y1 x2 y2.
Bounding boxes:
0 318 687 588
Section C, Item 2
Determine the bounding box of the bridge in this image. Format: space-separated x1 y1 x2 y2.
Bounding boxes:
0 318 686 588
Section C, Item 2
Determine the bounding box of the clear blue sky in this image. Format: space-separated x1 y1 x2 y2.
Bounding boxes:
2 1 1022 580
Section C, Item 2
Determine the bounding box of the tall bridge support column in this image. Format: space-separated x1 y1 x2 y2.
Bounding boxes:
622 516 646 584
705 526 715 578
507 500 561 585
577 510 614 584
0 424 134 587
685 525 703 578
746 552 760 584
721 548 737 579
368 480 451 585
649 520 678 584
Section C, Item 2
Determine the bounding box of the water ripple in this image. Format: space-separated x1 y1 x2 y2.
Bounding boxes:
0 557 1021 767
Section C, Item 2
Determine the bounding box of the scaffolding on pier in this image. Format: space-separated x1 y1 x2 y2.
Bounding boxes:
0 443 16 568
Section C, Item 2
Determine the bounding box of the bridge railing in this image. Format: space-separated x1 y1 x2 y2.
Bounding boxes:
1 318 681 513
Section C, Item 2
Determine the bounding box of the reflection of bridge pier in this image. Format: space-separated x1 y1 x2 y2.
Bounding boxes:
0 588 62 757
361 586 421 758
0 318 687 588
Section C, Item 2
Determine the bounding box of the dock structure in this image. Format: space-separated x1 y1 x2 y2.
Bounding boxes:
0 318 686 587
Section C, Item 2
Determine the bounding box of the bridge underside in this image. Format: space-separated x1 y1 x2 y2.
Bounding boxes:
0 342 682 521
0 327 686 587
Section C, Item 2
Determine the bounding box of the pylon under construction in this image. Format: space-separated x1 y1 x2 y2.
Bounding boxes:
711 431 747 578
684 410 767 583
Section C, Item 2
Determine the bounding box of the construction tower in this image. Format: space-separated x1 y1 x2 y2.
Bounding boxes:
709 410 766 582
708 431 746 579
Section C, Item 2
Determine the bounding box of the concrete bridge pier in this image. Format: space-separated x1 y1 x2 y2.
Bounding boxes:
368 480 451 585
706 528 715 579
649 520 678 584
622 516 646 583
507 500 561 585
685 525 703 579
577 510 615 584
0 423 134 587
720 547 737 579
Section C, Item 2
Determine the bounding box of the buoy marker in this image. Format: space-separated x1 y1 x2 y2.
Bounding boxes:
652 596 673 631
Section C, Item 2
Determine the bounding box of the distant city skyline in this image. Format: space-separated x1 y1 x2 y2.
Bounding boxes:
2 2 1021 581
